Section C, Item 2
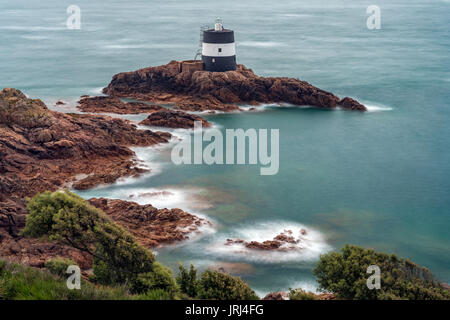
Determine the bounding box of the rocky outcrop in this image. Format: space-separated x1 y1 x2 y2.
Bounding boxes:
0 88 170 198
103 60 367 111
262 291 336 300
262 291 290 300
88 198 211 248
78 95 165 114
225 229 307 251
139 109 211 129
0 88 173 267
339 97 366 111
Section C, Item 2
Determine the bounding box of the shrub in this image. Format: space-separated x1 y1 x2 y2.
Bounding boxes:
288 288 318 300
45 257 76 277
176 264 199 298
313 244 450 300
0 260 134 300
197 270 259 300
21 190 167 294
131 262 179 297
135 289 175 300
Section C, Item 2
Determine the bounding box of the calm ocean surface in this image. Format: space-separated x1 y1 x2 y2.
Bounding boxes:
1 0 449 294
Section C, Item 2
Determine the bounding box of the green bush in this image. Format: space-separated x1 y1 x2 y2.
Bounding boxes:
0 260 134 300
197 270 259 300
131 262 179 297
176 264 199 298
313 244 450 300
21 190 167 294
289 288 318 300
45 257 76 277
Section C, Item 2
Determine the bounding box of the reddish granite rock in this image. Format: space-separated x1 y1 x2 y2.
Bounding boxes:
262 291 289 300
263 291 336 300
339 97 367 111
0 88 172 266
78 95 164 114
225 230 306 251
88 198 211 248
139 109 211 129
103 60 366 111
174 97 241 112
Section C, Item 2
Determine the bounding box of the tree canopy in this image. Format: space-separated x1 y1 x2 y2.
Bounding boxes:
314 244 450 300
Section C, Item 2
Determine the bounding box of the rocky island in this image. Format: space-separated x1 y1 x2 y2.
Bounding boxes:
99 60 367 112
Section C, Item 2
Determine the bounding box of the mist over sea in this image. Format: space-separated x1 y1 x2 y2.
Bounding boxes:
1 0 449 294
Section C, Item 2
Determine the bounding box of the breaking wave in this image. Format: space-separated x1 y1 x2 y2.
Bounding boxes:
203 221 332 264
364 104 393 112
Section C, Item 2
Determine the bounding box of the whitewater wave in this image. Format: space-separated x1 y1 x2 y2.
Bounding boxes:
21 35 49 41
364 104 393 112
89 87 105 95
204 221 331 264
0 26 63 31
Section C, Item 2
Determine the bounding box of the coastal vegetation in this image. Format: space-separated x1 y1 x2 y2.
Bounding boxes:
177 264 259 300
314 245 450 300
10 190 258 300
1 190 448 300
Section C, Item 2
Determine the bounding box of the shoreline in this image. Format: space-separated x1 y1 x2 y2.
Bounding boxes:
0 61 371 291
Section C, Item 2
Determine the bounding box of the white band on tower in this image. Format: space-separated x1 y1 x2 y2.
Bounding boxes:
202 43 236 57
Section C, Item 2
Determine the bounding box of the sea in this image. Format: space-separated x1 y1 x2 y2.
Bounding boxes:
1 0 449 296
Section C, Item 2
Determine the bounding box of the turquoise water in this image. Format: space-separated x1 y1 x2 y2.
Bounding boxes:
1 0 449 294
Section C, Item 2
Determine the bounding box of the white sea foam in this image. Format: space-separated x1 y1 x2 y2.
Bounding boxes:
0 26 63 31
364 104 393 112
204 221 331 264
89 87 105 95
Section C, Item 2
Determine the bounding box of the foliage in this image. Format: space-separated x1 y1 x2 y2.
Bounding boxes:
22 190 160 294
176 263 199 298
313 244 450 300
289 288 318 300
0 260 134 300
197 270 259 300
134 288 175 300
44 257 76 277
131 262 179 297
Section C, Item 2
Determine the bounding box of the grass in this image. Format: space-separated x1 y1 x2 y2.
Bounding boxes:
0 260 170 300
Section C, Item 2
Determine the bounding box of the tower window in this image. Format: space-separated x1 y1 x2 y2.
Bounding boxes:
218 48 222 53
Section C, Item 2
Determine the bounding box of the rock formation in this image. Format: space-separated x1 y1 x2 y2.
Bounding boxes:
103 60 367 111
78 95 165 114
88 198 211 248
139 109 211 129
0 88 174 268
225 229 306 251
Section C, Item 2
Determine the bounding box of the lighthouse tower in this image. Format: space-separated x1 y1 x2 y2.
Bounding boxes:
202 18 237 72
